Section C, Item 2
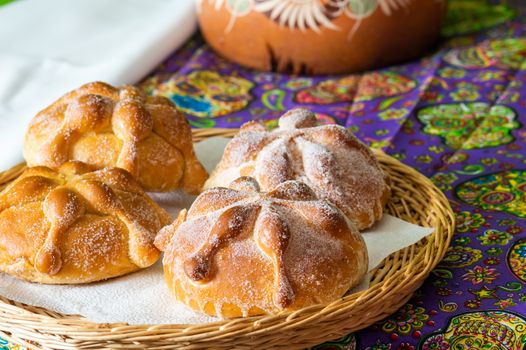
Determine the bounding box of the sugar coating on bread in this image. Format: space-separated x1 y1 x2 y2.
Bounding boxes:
156 177 368 317
24 81 208 193
0 162 172 284
205 108 391 230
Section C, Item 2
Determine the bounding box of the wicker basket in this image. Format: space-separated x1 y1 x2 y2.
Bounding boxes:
0 129 455 350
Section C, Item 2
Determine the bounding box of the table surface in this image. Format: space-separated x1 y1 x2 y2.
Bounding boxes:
3 0 526 349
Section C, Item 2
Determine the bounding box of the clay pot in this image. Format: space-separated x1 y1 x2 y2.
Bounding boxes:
197 0 447 75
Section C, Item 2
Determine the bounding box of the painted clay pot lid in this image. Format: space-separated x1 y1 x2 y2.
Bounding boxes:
197 0 447 75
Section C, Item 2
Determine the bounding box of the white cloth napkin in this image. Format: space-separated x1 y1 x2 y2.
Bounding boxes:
0 137 434 325
0 0 197 170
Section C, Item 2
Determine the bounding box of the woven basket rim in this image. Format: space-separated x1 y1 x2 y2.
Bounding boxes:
0 128 455 349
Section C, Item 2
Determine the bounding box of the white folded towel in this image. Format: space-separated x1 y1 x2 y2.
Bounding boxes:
0 0 196 170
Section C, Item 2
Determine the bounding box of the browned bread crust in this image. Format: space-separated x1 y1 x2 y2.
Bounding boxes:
156 177 368 317
205 108 391 230
24 82 207 193
0 162 172 284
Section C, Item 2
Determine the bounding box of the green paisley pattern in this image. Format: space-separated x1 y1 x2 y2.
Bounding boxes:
417 103 520 150
508 238 526 283
456 170 526 218
442 0 516 37
419 311 526 350
444 38 526 70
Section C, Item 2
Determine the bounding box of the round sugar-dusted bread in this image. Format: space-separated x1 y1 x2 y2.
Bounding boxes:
155 177 368 317
204 108 391 230
24 81 208 193
0 162 172 284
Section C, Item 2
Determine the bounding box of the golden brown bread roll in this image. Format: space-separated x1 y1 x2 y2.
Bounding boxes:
155 177 368 317
204 108 391 230
23 82 208 193
0 162 172 284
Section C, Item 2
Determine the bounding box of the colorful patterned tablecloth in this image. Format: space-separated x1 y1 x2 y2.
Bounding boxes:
3 0 526 349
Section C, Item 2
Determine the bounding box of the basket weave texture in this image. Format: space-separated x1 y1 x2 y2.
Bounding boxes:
0 129 454 350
